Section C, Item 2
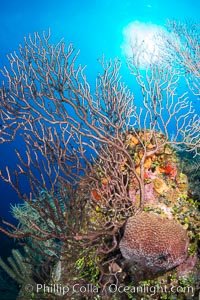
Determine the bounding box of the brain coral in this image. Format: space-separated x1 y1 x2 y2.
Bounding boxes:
119 212 189 271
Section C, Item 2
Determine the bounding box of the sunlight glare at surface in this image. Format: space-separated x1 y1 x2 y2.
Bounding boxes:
121 21 167 68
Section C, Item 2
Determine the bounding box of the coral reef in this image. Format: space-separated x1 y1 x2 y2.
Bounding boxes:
48 131 199 299
0 130 199 300
0 26 199 299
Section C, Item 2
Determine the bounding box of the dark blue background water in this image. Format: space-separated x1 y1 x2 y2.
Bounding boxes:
0 0 199 262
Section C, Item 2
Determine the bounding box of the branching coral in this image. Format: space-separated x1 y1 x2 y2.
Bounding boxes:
0 249 33 285
11 188 66 257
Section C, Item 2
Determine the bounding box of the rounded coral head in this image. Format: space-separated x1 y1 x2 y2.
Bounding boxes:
119 212 189 272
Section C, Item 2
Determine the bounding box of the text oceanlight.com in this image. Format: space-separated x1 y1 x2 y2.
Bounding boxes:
35 283 194 296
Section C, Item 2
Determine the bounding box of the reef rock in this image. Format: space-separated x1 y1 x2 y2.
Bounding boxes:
119 212 189 272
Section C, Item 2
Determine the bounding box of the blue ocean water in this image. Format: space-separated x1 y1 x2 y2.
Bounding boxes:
0 0 199 298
